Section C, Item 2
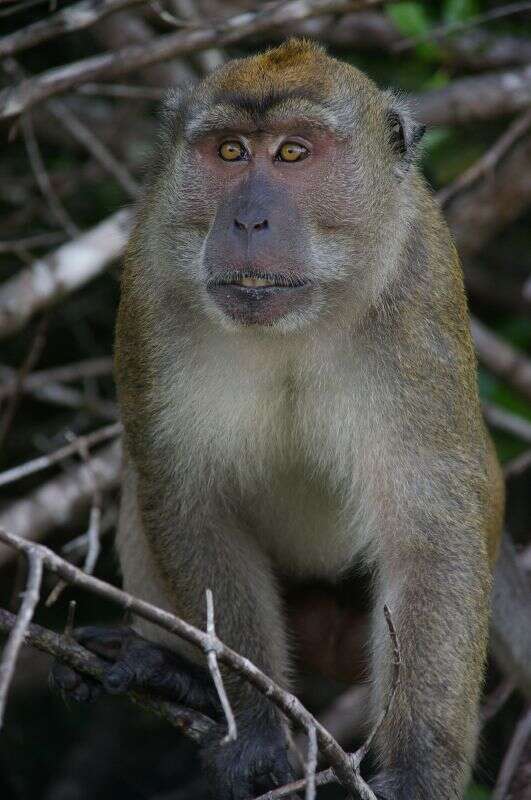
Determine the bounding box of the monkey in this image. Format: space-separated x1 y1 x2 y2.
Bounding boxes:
52 39 506 800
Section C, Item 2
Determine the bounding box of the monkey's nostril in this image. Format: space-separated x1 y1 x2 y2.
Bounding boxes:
234 218 246 232
253 219 268 231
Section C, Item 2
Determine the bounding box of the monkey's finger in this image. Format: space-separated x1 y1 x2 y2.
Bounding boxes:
73 625 135 661
49 661 102 703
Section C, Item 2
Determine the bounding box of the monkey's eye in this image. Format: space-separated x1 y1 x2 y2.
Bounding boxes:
276 142 309 163
219 141 246 162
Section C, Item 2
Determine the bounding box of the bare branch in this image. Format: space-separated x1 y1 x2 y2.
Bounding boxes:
305 725 318 800
0 1 390 120
0 526 371 799
0 208 132 340
481 679 515 725
483 403 531 445
0 422 122 487
0 357 114 401
504 449 531 480
414 65 531 127
493 706 531 800
0 607 216 741
0 549 43 728
0 0 148 58
20 110 79 238
205 588 237 743
438 109 531 209
0 441 121 568
472 319 531 404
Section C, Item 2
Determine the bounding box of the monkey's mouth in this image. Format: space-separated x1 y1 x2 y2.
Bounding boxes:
208 271 310 290
206 271 313 325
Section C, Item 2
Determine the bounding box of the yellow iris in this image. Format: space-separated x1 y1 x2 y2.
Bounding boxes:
278 142 308 162
219 141 245 161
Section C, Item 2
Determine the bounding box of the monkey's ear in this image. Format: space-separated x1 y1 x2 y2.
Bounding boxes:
384 94 425 172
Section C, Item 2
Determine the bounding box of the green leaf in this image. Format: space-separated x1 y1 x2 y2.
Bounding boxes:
443 0 480 25
387 3 441 62
464 785 491 800
387 2 431 37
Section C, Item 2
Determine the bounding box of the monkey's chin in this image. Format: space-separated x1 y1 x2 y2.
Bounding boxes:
206 283 314 327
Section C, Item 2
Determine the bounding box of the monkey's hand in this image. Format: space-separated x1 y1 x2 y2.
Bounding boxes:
200 708 295 800
50 625 220 715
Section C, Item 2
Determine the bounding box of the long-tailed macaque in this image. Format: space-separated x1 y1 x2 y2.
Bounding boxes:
53 40 506 799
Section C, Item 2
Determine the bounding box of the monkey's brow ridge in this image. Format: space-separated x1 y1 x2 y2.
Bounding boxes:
184 88 345 141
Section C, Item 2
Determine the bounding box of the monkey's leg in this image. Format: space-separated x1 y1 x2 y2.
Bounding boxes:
370 519 490 800
50 625 220 714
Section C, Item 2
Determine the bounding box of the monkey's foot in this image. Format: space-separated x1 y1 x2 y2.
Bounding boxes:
50 626 220 715
200 710 296 800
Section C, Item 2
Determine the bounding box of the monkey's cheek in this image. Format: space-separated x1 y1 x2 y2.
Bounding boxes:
207 284 314 326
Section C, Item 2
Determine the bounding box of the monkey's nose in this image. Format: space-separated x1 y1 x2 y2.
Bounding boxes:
233 217 269 233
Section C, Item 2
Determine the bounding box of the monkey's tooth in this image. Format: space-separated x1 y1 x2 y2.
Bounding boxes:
239 277 274 288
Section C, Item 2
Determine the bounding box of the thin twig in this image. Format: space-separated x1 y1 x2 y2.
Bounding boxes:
0 0 148 57
0 315 48 452
254 605 400 800
205 589 237 743
0 549 43 728
20 110 79 238
305 725 318 800
438 109 531 209
492 706 531 800
481 679 515 725
473 320 531 404
0 357 114 401
0 422 122 487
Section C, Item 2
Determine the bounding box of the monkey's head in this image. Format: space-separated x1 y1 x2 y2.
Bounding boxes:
145 39 425 333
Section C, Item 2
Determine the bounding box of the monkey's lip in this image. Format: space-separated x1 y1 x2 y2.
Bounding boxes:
206 273 313 325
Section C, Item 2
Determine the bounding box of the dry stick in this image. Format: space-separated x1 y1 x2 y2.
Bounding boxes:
492 706 531 800
305 725 318 800
438 109 531 209
0 607 216 741
0 0 148 57
0 357 114 401
0 364 117 419
414 64 531 128
0 527 373 800
472 320 531 404
205 588 237 743
483 403 531 445
481 679 515 726
0 232 65 253
504 448 531 480
0 422 122 487
20 110 79 238
0 207 132 341
0 549 43 728
0 440 121 568
0 315 48 452
0 0 391 120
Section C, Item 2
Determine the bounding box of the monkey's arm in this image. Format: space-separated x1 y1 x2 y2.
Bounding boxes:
369 458 493 800
119 458 294 800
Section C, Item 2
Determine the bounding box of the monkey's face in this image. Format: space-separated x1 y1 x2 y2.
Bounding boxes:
154 42 423 333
